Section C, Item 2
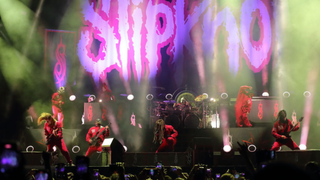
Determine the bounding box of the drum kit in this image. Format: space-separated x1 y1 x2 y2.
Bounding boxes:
151 94 220 129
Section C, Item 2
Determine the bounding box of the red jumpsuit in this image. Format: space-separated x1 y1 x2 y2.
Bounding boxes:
235 86 253 127
52 92 64 127
156 125 178 153
271 119 300 150
44 121 72 164
85 126 110 157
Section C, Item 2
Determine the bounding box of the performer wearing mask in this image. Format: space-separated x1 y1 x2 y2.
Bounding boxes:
235 85 254 127
52 86 65 127
153 119 178 153
85 119 110 157
38 112 73 165
271 110 302 151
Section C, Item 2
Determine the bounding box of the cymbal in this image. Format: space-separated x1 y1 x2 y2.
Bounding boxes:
163 100 176 103
195 94 207 102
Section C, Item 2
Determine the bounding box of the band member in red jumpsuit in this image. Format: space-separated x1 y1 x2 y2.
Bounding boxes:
98 83 116 121
52 87 65 127
153 119 178 153
271 110 301 151
99 83 115 102
235 85 254 127
85 119 110 157
37 112 73 165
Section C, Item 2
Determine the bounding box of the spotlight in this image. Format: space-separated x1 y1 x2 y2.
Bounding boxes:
127 94 134 100
69 95 76 101
146 94 154 100
247 144 257 152
99 99 102 102
220 93 228 99
223 145 232 152
262 92 269 97
72 146 81 153
210 98 215 102
26 145 34 152
299 144 307 150
53 146 57 152
165 93 173 100
123 145 128 152
303 91 311 98
282 91 290 98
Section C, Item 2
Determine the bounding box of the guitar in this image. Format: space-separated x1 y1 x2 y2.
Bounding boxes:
46 128 59 145
89 123 110 147
278 117 303 143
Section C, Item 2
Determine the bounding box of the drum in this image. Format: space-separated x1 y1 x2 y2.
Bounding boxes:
153 103 166 116
184 113 200 128
165 114 180 129
165 103 175 115
206 114 220 128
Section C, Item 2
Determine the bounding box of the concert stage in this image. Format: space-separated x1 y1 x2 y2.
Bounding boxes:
20 120 320 178
21 124 317 169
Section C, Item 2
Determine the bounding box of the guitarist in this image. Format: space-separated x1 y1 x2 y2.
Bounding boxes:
37 112 73 165
85 119 110 157
271 110 302 151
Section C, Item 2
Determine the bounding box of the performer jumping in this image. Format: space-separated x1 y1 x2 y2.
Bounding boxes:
153 119 178 153
52 86 65 127
85 119 110 157
37 112 73 165
235 85 254 127
271 110 303 151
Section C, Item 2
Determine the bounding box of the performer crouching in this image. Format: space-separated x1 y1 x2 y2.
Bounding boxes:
153 119 178 153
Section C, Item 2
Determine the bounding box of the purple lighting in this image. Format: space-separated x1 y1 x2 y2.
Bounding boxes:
77 0 275 86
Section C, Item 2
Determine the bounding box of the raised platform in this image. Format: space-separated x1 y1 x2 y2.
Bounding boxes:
124 150 320 168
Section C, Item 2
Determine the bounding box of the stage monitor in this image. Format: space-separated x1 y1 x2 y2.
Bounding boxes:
101 138 124 164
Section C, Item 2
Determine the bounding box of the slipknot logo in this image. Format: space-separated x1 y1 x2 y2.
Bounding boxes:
258 101 263 120
77 0 275 86
54 36 66 88
87 104 93 121
274 101 279 118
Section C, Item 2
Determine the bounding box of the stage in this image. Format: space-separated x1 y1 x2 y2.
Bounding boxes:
20 123 318 168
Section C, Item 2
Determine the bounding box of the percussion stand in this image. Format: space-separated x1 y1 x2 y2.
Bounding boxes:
149 101 152 128
213 102 219 128
202 101 207 128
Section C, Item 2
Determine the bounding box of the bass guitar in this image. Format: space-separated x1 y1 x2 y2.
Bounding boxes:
46 128 59 145
89 123 110 147
278 117 303 143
